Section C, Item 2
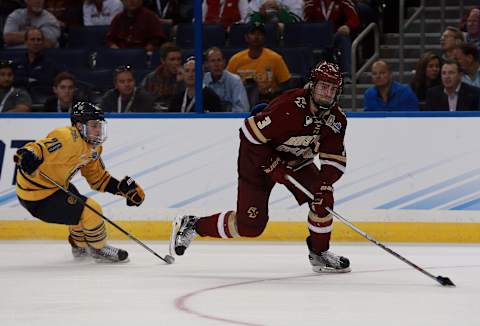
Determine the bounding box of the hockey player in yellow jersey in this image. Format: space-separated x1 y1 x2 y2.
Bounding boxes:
13 102 145 263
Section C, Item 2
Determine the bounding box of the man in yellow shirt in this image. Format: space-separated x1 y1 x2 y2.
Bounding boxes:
227 22 292 103
14 102 145 263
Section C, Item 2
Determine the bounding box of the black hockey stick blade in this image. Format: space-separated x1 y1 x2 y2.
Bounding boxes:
436 276 455 287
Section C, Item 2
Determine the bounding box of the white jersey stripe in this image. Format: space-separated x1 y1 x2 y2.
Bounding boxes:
217 212 228 238
308 223 333 234
240 122 262 145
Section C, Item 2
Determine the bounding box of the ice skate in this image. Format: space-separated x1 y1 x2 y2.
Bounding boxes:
170 215 198 256
89 245 129 263
309 250 351 273
68 235 89 259
307 236 350 273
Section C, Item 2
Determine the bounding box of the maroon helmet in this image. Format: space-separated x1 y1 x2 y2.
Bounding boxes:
306 61 343 111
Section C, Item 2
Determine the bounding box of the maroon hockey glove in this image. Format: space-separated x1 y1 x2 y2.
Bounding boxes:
118 176 145 207
309 183 334 217
263 157 291 184
13 148 43 175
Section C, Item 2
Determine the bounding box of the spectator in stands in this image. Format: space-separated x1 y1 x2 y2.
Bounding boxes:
169 57 222 112
227 22 291 103
83 0 123 26
204 47 250 112
141 42 183 112
44 0 82 27
203 0 249 30
410 52 442 106
465 8 480 48
455 43 480 88
42 72 84 112
0 60 32 113
425 61 480 111
303 0 360 81
247 0 303 27
14 27 59 92
143 0 193 25
100 65 155 112
106 0 166 53
440 26 464 62
3 0 61 48
364 60 419 111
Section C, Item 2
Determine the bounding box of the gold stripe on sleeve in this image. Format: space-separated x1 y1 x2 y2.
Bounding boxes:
318 152 347 163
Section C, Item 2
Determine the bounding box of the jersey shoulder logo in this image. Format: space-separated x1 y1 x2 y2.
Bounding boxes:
294 96 307 109
325 114 342 134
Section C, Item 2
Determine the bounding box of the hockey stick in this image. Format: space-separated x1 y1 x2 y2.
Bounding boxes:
285 175 455 287
39 172 175 264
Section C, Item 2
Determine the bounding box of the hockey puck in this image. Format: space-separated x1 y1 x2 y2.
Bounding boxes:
164 254 175 264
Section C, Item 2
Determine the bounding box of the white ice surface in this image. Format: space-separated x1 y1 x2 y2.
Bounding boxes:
0 241 478 326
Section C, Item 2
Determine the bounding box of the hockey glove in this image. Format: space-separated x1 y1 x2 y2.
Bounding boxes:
309 183 334 217
263 157 291 184
13 148 43 175
118 176 145 207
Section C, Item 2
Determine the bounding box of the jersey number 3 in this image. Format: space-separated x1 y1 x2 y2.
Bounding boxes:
256 116 271 129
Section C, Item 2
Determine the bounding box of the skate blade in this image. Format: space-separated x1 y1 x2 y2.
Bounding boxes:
312 266 351 273
92 257 130 264
169 215 183 257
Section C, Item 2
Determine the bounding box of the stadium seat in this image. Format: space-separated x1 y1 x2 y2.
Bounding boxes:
175 23 226 49
277 47 313 80
228 23 278 48
43 49 90 71
67 26 109 49
73 69 113 93
93 48 149 70
283 22 334 49
221 48 243 63
0 49 27 64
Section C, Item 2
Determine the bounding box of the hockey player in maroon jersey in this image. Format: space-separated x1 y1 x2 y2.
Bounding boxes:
171 61 350 273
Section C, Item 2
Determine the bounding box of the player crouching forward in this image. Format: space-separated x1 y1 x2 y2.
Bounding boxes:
14 102 145 263
172 62 350 273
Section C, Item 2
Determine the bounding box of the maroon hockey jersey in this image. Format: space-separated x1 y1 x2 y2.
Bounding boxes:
240 88 347 184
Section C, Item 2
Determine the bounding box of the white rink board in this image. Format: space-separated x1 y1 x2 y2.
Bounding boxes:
1 116 480 223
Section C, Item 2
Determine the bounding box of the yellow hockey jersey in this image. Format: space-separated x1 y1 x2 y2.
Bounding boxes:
16 126 112 201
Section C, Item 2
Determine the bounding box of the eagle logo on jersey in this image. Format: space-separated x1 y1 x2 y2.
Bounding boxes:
325 115 342 134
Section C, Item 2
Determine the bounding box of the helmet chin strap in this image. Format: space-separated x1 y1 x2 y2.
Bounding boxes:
311 96 333 116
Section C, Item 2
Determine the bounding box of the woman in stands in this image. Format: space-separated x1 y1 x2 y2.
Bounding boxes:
410 52 442 108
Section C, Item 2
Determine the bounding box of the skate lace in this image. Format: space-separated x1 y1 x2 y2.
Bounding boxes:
320 251 341 267
100 245 119 257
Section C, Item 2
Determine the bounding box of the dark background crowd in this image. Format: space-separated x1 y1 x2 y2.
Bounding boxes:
0 0 479 113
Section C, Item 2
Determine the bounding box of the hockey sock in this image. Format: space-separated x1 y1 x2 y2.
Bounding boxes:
197 210 240 238
80 198 107 249
307 210 333 253
69 224 87 248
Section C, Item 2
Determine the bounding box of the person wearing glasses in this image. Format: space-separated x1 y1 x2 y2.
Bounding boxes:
100 65 155 113
0 60 32 113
